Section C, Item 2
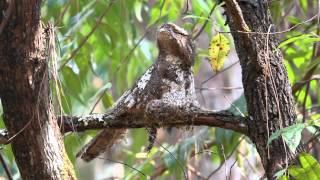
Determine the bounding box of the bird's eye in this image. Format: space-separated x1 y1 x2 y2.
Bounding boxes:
171 27 188 36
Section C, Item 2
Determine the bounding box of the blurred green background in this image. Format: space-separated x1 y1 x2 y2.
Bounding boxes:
0 0 319 179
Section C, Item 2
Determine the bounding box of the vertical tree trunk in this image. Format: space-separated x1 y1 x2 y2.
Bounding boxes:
0 1 75 179
224 1 300 178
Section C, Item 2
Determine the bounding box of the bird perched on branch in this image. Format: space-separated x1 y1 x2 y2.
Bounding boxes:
77 23 198 161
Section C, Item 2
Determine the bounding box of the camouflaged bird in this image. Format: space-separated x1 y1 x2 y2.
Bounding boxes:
77 23 198 161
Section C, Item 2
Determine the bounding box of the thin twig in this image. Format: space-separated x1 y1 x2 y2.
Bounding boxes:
196 86 243 91
236 149 261 175
201 61 239 85
154 139 188 180
56 1 70 26
302 82 310 123
187 164 207 180
221 144 228 180
58 0 115 71
192 3 218 40
228 160 237 180
182 0 190 15
151 139 217 179
96 157 146 178
89 89 107 114
206 136 244 180
218 14 318 35
0 152 13 180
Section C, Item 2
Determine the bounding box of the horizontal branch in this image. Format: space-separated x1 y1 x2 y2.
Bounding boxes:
0 108 248 145
60 108 248 135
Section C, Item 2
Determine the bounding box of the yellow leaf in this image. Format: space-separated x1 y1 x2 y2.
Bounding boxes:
208 33 230 71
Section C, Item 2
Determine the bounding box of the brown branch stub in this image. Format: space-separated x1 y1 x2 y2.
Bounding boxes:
223 0 250 32
0 129 9 144
60 108 248 135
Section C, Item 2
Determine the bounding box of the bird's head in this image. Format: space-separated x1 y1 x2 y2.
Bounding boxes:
157 23 195 66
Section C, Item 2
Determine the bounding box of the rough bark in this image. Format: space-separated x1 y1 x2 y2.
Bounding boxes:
0 0 75 179
0 109 247 144
223 0 301 178
61 109 247 134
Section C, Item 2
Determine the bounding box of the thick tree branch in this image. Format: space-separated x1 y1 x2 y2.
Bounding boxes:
0 110 247 145
60 108 248 135
0 109 248 144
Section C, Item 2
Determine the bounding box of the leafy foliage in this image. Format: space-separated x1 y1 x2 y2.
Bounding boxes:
268 123 305 153
0 0 319 179
278 153 320 180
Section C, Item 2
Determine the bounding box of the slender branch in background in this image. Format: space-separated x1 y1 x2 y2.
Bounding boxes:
192 3 218 40
236 149 261 175
302 82 310 123
114 0 166 73
155 139 188 180
196 86 243 91
305 128 320 151
206 136 244 180
58 0 116 71
89 90 106 114
292 62 319 94
292 12 320 94
56 1 70 26
113 26 153 73
151 139 217 179
311 1 320 59
0 152 13 180
276 1 295 27
218 14 319 35
96 157 146 178
150 165 167 180
221 144 228 180
187 164 207 180
182 0 190 14
294 75 320 86
201 61 239 85
228 160 237 180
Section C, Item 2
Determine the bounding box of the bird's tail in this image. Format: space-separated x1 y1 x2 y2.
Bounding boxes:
76 129 126 162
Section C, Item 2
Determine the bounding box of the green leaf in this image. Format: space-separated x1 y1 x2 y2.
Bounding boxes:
62 66 82 95
65 1 96 37
268 123 305 153
134 1 143 22
278 34 320 49
281 123 305 153
274 168 287 179
298 153 320 179
288 165 306 179
182 15 212 21
288 153 320 180
101 92 114 109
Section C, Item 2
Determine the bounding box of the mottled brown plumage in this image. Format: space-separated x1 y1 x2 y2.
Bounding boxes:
77 23 197 161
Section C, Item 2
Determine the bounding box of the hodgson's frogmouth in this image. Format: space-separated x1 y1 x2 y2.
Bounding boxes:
77 23 198 161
